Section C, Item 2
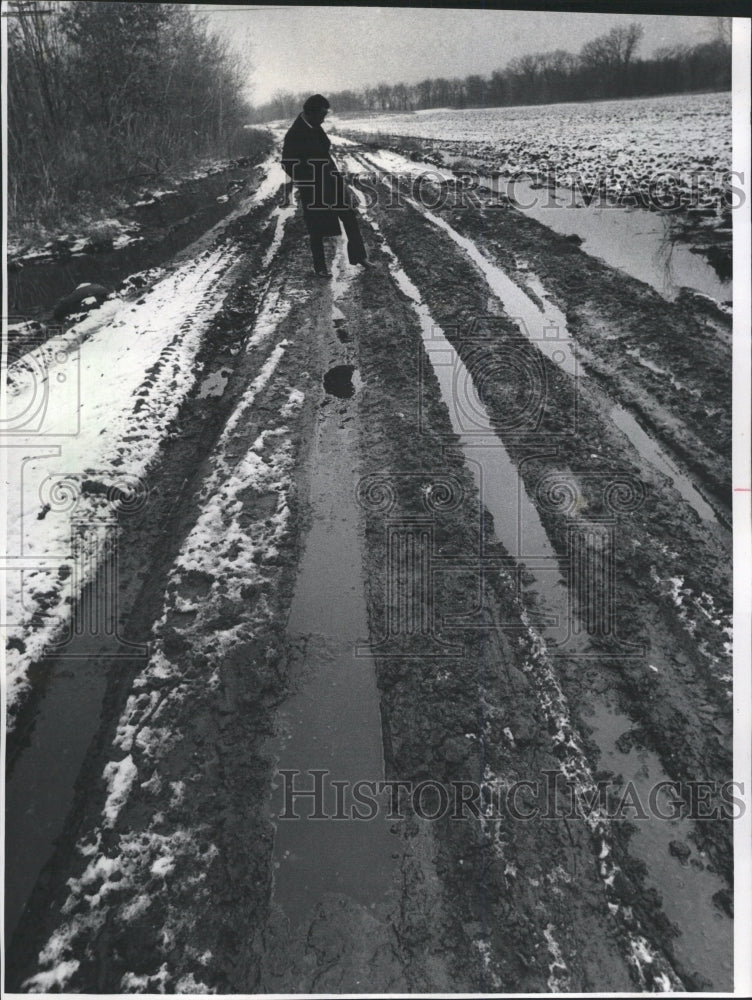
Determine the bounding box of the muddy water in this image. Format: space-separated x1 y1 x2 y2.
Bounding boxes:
8 158 285 328
267 259 398 930
484 174 731 303
7 165 264 318
516 276 720 524
347 143 730 303
401 188 723 531
607 403 719 523
4 581 147 949
584 697 733 988
358 201 732 988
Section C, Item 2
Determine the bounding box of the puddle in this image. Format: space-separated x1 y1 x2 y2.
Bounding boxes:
323 364 357 398
353 191 732 989
267 257 397 931
376 171 722 530
4 578 147 949
8 162 278 319
354 145 730 304
349 186 583 645
474 170 730 304
608 404 719 524
585 697 733 989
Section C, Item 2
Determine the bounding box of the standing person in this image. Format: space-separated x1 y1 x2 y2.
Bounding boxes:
282 94 369 278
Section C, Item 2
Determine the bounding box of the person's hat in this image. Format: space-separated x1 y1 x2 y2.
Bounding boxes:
303 94 330 113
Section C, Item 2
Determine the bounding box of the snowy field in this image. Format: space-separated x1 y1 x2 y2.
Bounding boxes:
336 91 731 205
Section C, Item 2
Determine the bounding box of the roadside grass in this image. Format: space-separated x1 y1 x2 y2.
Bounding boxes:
8 127 274 255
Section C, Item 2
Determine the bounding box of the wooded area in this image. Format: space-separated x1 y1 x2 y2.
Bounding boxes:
7 1 255 232
253 22 732 122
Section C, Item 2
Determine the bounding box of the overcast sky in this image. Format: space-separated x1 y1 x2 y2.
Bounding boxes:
192 5 720 106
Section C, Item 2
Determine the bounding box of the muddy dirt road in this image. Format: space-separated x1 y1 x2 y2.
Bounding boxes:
5 131 735 993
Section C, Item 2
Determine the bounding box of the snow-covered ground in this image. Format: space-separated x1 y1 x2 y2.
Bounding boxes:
349 143 731 303
336 91 731 206
3 246 238 722
21 303 303 996
3 159 291 728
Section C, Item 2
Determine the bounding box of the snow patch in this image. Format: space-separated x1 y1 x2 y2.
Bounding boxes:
23 959 81 993
103 755 138 827
175 972 214 993
6 244 237 728
543 924 570 992
261 202 296 270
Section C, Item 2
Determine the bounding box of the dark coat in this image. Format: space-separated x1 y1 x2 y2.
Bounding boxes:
281 114 351 237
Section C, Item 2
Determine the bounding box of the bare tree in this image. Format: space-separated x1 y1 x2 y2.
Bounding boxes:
581 23 643 70
580 23 644 96
8 0 258 233
488 70 507 105
392 83 410 112
416 78 433 108
433 77 452 107
465 74 485 106
375 82 392 110
270 90 299 120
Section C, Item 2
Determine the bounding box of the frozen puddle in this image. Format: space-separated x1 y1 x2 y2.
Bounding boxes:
353 188 731 989
420 194 722 526
355 150 721 530
268 250 397 930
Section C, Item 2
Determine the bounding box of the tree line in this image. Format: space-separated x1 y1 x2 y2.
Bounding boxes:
253 22 731 122
7 1 258 233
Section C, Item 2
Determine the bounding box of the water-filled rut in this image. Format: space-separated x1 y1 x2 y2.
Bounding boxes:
351 185 732 989
265 250 398 938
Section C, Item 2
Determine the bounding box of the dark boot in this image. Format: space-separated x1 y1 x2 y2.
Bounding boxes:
340 209 367 265
309 234 329 275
